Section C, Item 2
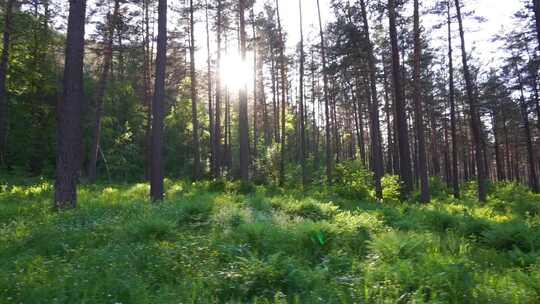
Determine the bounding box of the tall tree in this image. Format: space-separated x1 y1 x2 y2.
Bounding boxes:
533 0 540 49
454 0 487 202
189 0 202 180
298 0 307 187
276 0 286 186
212 0 223 176
412 0 430 202
0 0 14 167
150 0 167 201
252 7 258 169
360 0 383 199
87 0 121 182
317 0 332 185
447 0 460 198
514 60 539 192
238 0 250 182
388 0 413 196
143 0 152 181
205 0 214 177
55 0 87 209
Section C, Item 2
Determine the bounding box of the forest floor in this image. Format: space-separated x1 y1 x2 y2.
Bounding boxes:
1 177 540 303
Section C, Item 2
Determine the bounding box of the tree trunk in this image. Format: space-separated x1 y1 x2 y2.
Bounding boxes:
189 0 202 180
412 0 430 202
534 0 540 50
429 103 441 177
298 0 307 187
150 0 167 202
447 0 460 198
388 0 413 197
239 0 250 182
270 50 279 143
503 109 512 180
252 8 258 170
317 0 332 185
276 0 287 186
455 0 487 202
492 111 505 181
55 0 87 209
360 0 383 198
260 45 270 146
516 63 539 192
212 0 223 176
205 0 214 176
143 0 152 181
0 0 14 168
87 0 120 182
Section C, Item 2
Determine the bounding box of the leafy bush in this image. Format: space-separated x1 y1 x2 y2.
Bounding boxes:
174 198 214 226
276 198 338 221
334 160 373 200
428 176 450 198
125 217 176 242
421 209 459 232
459 215 491 238
481 221 539 252
382 175 401 204
368 231 430 262
212 202 252 231
489 182 540 217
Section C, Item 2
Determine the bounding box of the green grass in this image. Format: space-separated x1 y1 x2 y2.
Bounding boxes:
1 177 540 303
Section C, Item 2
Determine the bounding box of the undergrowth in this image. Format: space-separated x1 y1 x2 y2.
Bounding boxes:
1 176 540 303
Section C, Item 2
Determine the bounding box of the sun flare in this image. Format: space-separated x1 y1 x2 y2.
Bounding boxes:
219 51 254 91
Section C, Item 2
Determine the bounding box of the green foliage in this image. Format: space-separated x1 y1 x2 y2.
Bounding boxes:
481 221 539 252
368 231 430 261
382 174 402 204
489 182 540 216
1 178 540 303
334 160 373 200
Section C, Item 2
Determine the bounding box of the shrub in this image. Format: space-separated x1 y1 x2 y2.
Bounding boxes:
175 198 214 226
459 215 491 238
481 221 539 252
382 175 401 204
212 202 252 231
368 231 430 262
280 199 338 221
125 218 176 242
421 209 459 233
489 182 540 217
428 176 450 198
334 160 374 200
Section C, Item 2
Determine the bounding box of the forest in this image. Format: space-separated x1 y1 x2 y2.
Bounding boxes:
1 0 540 302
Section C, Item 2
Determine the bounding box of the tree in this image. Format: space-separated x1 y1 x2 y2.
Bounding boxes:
388 0 413 197
533 0 540 49
55 0 87 209
212 0 223 177
276 0 286 186
189 0 202 180
317 0 332 185
360 0 383 199
446 0 460 198
412 0 430 202
87 0 121 182
150 0 167 202
298 0 307 187
514 59 539 192
143 0 153 181
0 0 14 168
454 0 487 202
238 0 250 182
205 0 214 177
